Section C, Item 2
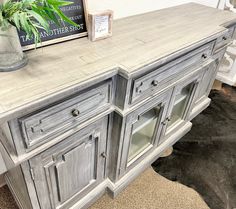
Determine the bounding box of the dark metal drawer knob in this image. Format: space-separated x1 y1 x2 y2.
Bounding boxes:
71 109 80 117
161 121 166 125
222 36 227 41
202 54 207 59
152 80 158 86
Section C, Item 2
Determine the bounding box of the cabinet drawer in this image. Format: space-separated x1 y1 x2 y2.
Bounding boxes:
214 27 234 53
19 81 112 150
131 42 214 104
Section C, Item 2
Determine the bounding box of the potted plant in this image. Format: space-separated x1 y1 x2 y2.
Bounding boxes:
0 0 78 72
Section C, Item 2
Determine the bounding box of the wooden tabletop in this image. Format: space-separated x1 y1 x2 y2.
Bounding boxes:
1 3 236 120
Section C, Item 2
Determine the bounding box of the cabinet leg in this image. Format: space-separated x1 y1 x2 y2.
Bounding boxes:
212 80 223 90
160 146 173 158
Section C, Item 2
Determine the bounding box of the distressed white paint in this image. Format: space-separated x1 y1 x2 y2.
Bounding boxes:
0 154 6 187
87 0 219 19
0 0 223 184
0 154 6 174
216 0 236 85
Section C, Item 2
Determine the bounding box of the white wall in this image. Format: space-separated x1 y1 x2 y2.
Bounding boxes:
87 0 219 19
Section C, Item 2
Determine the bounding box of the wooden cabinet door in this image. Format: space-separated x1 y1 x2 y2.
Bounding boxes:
119 89 172 175
29 117 108 209
159 71 203 144
195 59 218 103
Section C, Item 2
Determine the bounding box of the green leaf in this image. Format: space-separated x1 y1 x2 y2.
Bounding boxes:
46 0 73 7
19 13 33 38
52 5 78 27
31 25 40 46
27 9 49 31
33 5 59 25
12 12 21 30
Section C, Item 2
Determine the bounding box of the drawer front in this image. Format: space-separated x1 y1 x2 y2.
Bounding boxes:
214 27 234 53
20 81 112 149
131 42 214 104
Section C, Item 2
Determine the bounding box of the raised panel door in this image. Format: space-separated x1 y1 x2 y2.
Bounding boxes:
29 117 108 209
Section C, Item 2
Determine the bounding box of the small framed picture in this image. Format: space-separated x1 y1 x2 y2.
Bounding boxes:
88 10 113 41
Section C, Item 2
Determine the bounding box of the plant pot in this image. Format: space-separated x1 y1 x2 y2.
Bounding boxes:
0 26 28 72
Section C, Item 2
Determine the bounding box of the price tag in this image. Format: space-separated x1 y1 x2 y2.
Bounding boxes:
94 16 109 39
88 10 113 41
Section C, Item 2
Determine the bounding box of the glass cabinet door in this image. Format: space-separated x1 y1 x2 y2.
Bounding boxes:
128 106 161 162
161 73 202 142
167 82 194 129
119 90 172 176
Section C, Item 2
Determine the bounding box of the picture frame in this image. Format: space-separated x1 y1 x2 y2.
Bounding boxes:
18 0 89 51
88 10 113 41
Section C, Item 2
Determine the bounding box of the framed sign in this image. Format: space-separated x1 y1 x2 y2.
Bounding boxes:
18 0 88 50
88 10 113 41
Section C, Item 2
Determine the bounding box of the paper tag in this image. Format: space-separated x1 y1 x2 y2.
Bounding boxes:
94 15 109 38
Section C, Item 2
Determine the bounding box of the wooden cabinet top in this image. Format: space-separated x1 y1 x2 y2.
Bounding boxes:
0 3 236 120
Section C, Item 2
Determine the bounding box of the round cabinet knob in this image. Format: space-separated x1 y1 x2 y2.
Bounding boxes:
161 121 166 125
152 80 158 86
202 54 207 59
101 152 107 159
222 36 227 41
71 109 80 117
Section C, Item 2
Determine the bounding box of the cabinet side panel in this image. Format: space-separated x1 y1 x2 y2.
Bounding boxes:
0 123 18 160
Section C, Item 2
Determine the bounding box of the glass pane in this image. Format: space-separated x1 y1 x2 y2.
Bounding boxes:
168 82 194 128
128 106 161 162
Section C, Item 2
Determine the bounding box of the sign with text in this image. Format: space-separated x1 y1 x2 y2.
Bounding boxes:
18 0 87 50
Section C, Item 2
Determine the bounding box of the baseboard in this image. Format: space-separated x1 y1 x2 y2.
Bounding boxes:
71 180 108 209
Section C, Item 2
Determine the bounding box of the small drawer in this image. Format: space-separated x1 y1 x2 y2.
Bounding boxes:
130 42 214 104
19 81 112 150
214 27 234 53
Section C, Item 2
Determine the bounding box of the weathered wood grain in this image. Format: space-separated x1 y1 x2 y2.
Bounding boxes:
0 3 236 121
2 4 236 209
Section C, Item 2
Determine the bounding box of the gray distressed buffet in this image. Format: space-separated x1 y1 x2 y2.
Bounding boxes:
0 3 236 209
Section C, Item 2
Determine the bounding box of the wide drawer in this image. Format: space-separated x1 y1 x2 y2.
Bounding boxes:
19 81 112 150
214 27 234 53
130 42 214 104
